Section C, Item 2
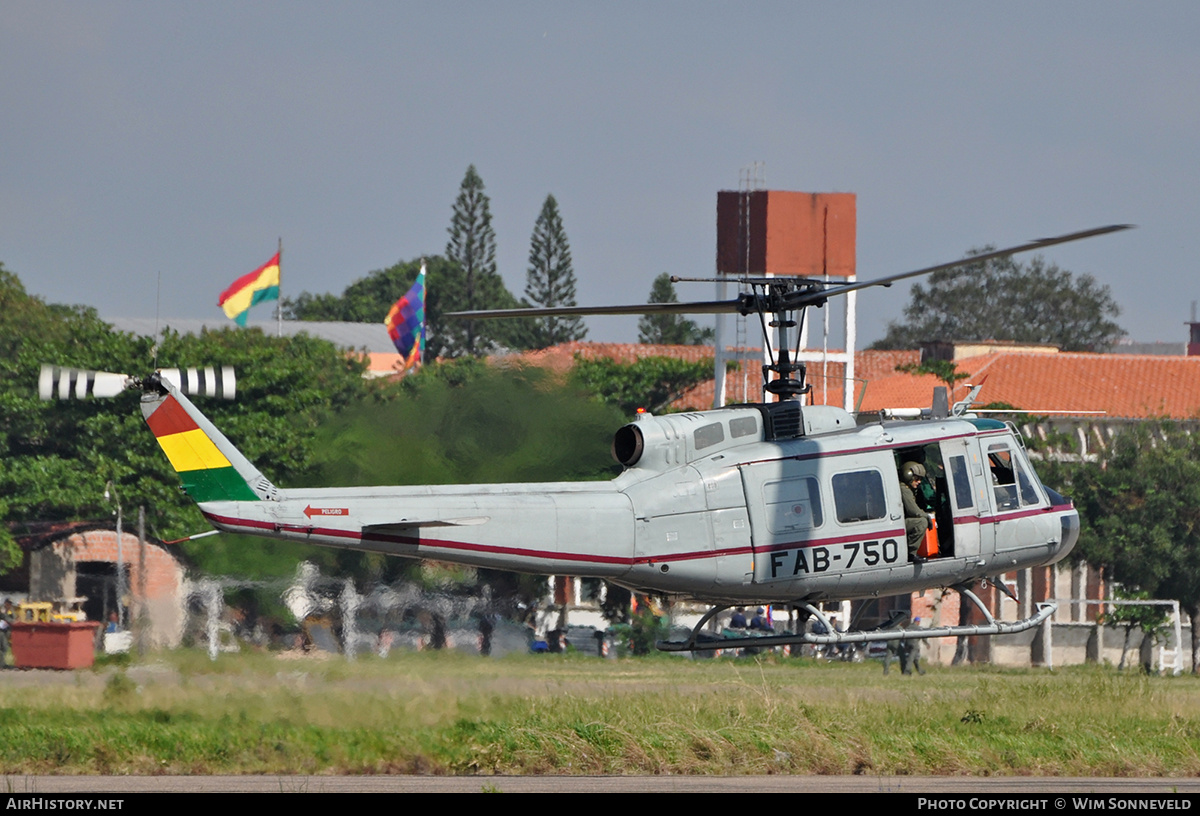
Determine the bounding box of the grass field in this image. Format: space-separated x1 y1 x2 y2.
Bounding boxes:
1 650 1198 777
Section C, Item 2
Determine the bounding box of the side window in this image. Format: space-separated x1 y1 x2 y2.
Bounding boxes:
763 477 823 534
694 422 725 450
729 416 758 439
832 470 887 523
948 455 974 510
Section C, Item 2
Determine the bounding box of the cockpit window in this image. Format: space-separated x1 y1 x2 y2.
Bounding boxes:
988 441 1042 510
1015 455 1042 506
988 444 1018 510
832 470 887 523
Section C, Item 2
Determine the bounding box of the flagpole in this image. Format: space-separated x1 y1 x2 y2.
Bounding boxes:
419 258 426 368
277 237 283 338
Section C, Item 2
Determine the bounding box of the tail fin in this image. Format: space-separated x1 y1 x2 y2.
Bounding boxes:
140 372 278 504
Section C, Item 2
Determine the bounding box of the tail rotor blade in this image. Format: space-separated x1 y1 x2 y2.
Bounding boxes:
158 366 236 400
38 365 132 400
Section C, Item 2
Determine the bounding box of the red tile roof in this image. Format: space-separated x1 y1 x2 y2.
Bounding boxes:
358 352 408 376
859 351 1200 419
501 342 1200 419
513 341 717 373
506 343 920 411
677 350 921 410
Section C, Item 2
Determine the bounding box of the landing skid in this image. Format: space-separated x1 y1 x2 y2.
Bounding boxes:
657 586 1055 653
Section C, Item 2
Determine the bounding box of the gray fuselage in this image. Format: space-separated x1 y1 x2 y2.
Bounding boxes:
195 404 1078 605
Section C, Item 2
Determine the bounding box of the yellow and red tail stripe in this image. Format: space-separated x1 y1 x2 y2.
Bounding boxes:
146 394 261 503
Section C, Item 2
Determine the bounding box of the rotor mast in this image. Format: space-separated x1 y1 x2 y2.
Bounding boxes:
757 280 810 401
714 189 859 408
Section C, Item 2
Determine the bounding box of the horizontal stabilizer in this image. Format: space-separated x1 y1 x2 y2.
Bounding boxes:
363 517 490 536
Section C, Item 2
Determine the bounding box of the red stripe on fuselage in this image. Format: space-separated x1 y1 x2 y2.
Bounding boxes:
951 502 1074 526
202 512 887 566
754 528 906 556
200 502 1074 570
200 512 636 566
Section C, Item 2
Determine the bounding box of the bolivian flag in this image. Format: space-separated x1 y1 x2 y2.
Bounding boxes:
218 252 280 326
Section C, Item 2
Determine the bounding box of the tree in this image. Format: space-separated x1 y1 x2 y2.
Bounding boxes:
1046 424 1200 673
443 166 530 356
300 359 625 606
525 194 585 349
284 256 463 359
0 263 376 579
637 273 715 345
894 359 971 399
287 167 532 356
0 265 151 566
872 250 1124 351
1100 588 1171 672
307 359 623 487
569 355 714 416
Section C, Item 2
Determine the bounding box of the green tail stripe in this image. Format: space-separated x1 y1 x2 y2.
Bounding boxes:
180 465 262 503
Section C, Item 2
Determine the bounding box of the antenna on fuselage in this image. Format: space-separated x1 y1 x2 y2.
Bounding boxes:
952 382 986 417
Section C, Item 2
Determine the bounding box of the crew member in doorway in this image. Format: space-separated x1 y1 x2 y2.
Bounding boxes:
901 462 935 560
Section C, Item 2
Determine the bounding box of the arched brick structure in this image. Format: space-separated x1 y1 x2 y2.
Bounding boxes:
29 529 185 649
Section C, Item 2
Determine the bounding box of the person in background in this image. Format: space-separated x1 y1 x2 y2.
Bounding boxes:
0 599 12 667
904 617 927 675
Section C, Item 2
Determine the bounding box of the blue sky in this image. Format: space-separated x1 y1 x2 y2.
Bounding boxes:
2 2 1195 348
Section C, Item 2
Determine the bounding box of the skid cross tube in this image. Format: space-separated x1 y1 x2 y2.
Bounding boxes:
657 589 1057 653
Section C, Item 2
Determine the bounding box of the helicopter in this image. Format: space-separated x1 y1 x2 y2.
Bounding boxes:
41 224 1129 654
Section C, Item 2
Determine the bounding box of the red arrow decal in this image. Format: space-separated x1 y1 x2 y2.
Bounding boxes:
303 505 349 518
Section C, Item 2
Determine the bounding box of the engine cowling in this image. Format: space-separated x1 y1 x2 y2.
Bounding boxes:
611 407 765 471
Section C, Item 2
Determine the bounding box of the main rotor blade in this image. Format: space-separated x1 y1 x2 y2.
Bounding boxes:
801 224 1133 307
447 224 1132 321
447 299 744 320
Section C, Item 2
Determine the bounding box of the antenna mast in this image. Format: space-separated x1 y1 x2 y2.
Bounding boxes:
153 271 161 370
741 162 764 402
714 163 765 408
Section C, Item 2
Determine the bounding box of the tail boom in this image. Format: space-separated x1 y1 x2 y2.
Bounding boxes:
191 487 637 579
141 374 637 579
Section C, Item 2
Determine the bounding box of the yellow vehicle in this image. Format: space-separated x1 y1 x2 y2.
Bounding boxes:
16 599 87 623
16 602 52 623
